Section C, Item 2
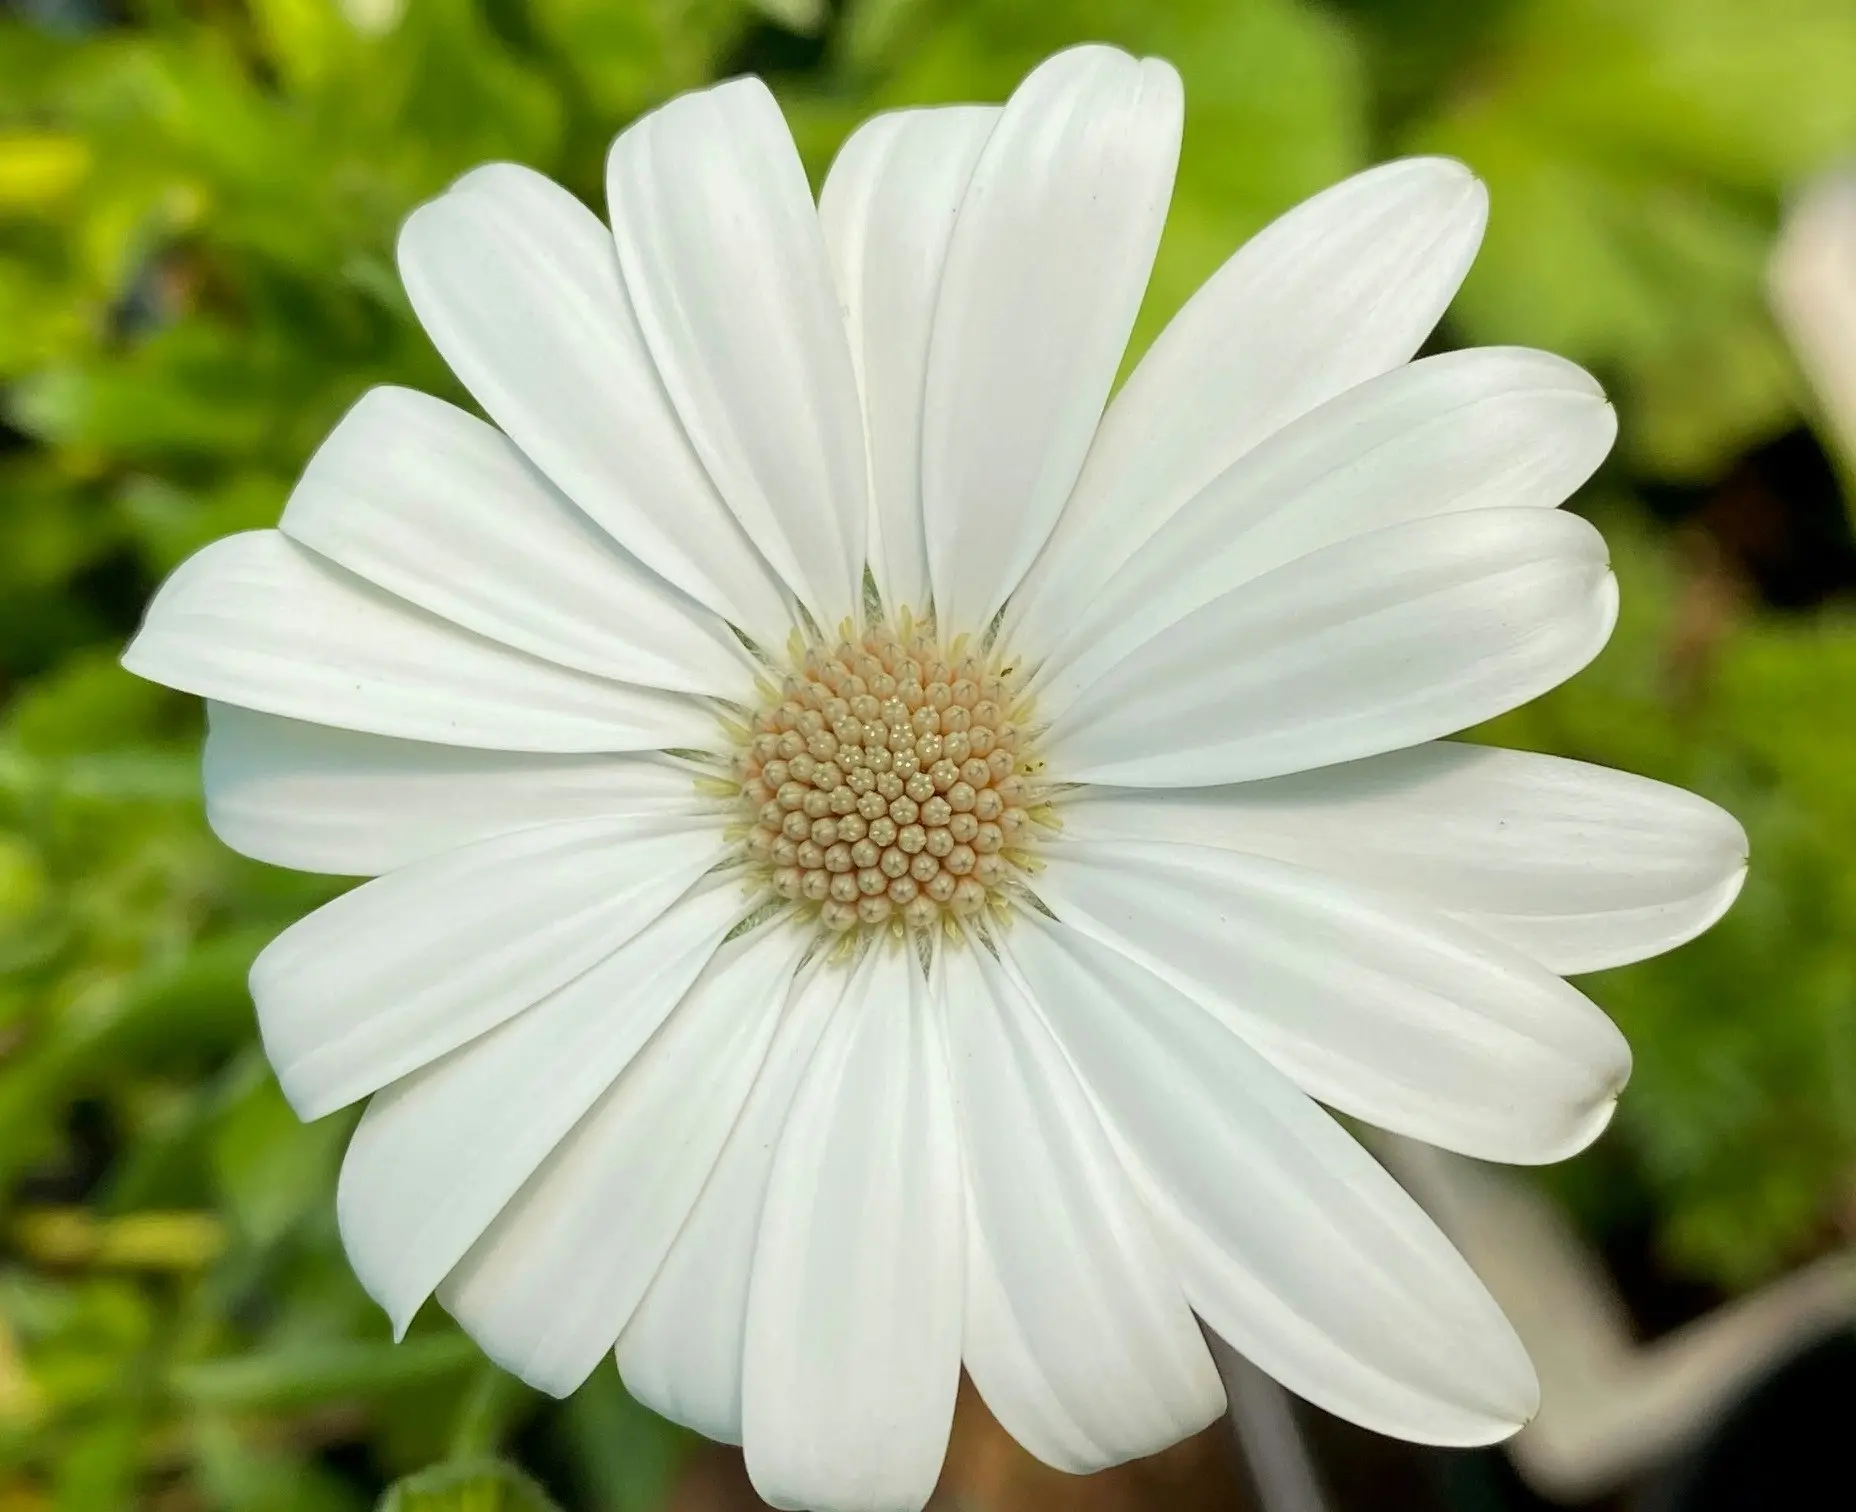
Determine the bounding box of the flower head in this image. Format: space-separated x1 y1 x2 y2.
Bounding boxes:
125 44 1748 1512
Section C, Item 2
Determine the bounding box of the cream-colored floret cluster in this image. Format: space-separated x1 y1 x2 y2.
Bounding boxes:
735 618 1042 934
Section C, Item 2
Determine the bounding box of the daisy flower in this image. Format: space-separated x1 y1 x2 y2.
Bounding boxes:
123 44 1748 1512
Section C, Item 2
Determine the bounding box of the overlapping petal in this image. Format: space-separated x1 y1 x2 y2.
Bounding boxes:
1033 348 1614 705
1045 508 1618 788
123 532 715 754
943 943 1224 1473
617 959 851 1444
819 107 998 613
252 815 726 1120
335 872 745 1336
203 706 714 877
437 922 810 1395
1058 744 1748 975
741 945 964 1512
1033 838 1631 1163
921 45 1182 631
608 78 868 634
281 386 755 698
1005 912 1539 1444
397 164 793 646
1006 156 1488 655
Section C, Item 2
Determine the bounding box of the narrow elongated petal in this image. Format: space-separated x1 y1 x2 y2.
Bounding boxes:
253 816 725 1120
203 706 714 877
617 959 850 1444
1034 839 1630 1163
281 387 754 697
1035 349 1614 705
124 533 715 754
922 45 1181 631
397 164 792 646
819 107 998 613
1006 157 1487 655
608 79 867 633
438 922 810 1395
1004 912 1538 1445
336 873 744 1337
742 947 964 1512
942 943 1224 1473
1059 744 1749 975
1046 509 1617 788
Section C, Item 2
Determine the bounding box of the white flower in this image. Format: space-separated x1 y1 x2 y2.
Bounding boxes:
123 44 1748 1512
1771 171 1856 474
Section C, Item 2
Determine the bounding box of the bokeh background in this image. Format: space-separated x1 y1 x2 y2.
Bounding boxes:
4 0 1856 1509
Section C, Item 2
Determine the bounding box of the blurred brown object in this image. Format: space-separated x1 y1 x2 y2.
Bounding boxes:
1663 528 1747 705
665 1445 763 1512
665 1375 1254 1512
1686 427 1855 612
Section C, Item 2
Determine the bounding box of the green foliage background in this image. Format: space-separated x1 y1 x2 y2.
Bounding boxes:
3 0 1856 1506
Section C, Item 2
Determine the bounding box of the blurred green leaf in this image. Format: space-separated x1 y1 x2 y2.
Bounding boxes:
248 0 359 94
552 1369 690 1512
193 1414 368 1512
751 0 826 36
210 1056 348 1250
50 1410 139 1512
526 0 753 128
174 1334 482 1411
0 929 274 1195
378 1459 561 1512
1402 0 1856 479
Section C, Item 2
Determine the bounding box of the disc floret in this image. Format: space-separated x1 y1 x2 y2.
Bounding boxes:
734 617 1040 935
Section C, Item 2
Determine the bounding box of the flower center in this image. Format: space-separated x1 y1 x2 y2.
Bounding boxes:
734 615 1040 935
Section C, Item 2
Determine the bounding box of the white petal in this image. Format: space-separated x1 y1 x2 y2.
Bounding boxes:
397 164 792 646
1046 508 1617 788
203 705 714 877
1033 838 1630 1163
252 816 726 1120
123 532 715 754
336 872 744 1337
941 941 1224 1472
437 921 810 1395
1006 157 1487 656
608 79 867 634
819 107 998 613
281 386 754 698
921 45 1182 632
741 945 963 1512
1003 912 1539 1446
616 957 850 1444
1770 173 1856 469
1035 348 1615 706
1059 744 1748 976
